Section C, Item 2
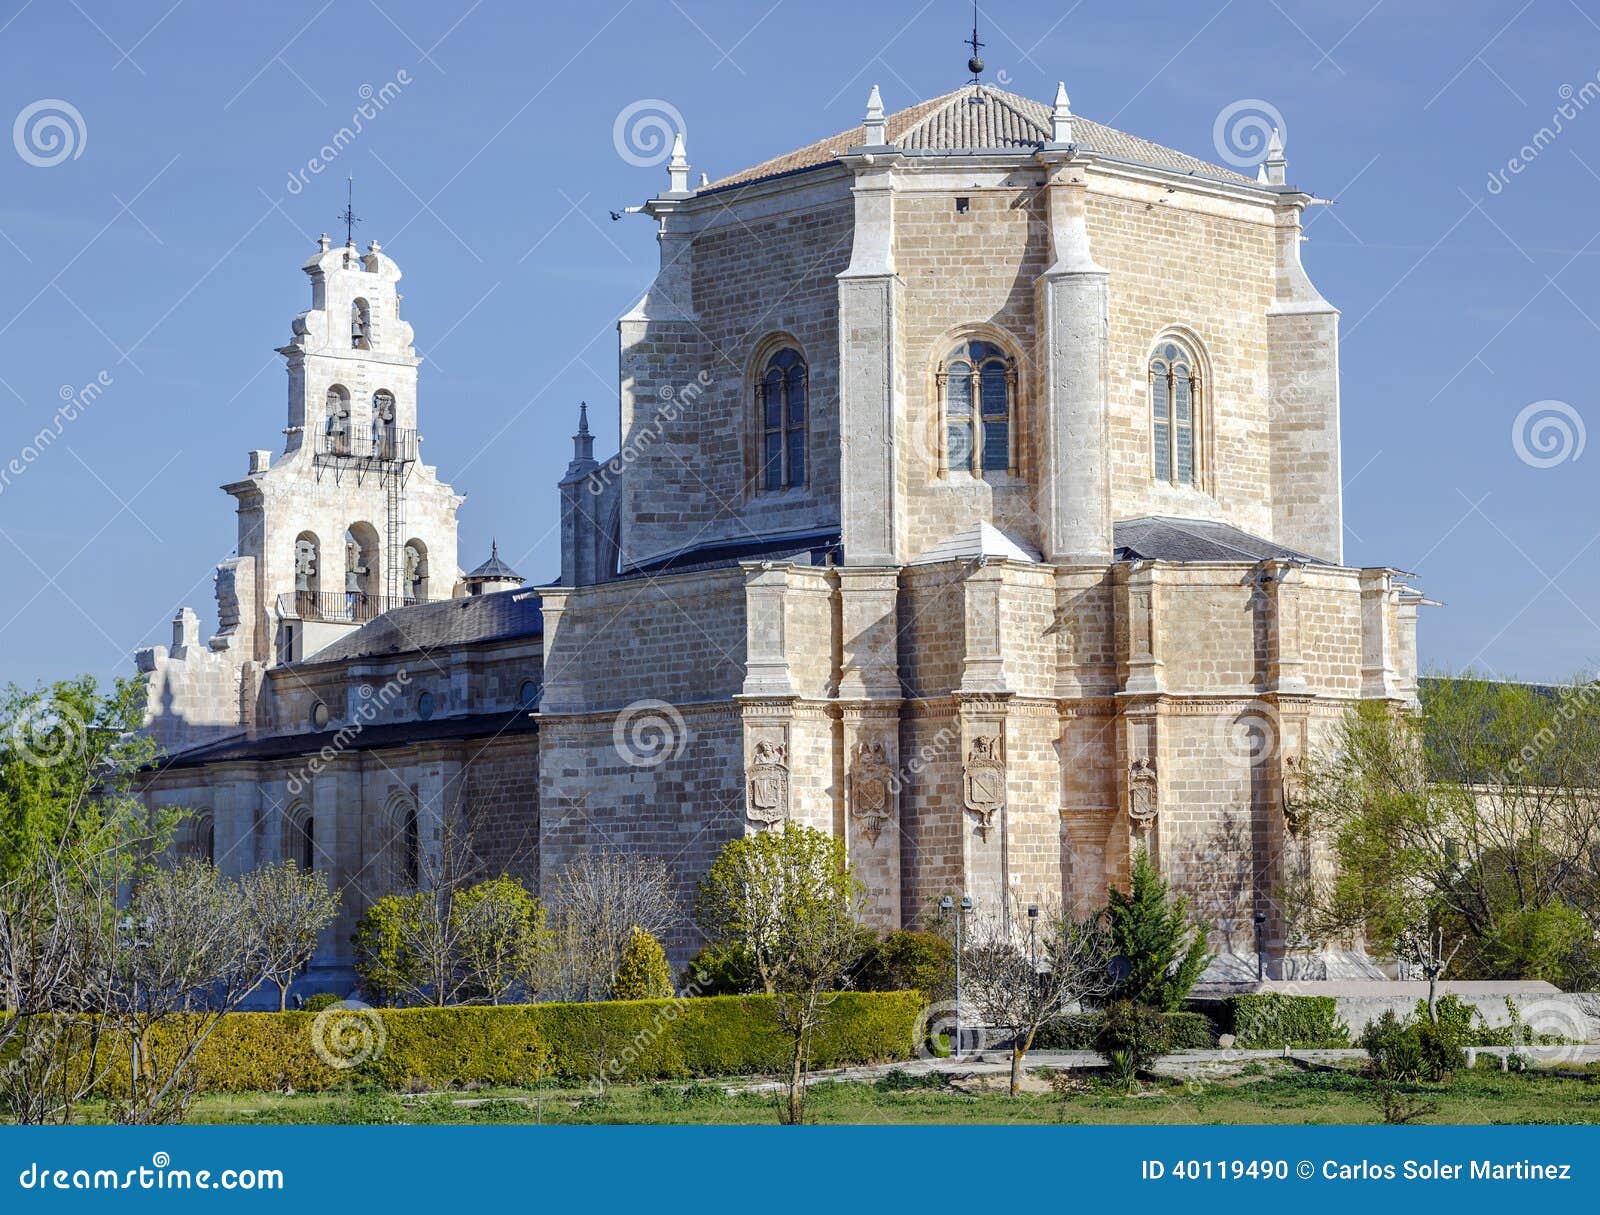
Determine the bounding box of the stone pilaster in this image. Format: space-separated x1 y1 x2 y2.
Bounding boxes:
1117 562 1165 696
840 704 901 927
837 153 901 566
960 560 1009 694
1035 155 1111 564
1359 569 1402 700
836 567 900 699
741 564 795 697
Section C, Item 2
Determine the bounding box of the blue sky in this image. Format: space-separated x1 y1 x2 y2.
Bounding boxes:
0 0 1596 688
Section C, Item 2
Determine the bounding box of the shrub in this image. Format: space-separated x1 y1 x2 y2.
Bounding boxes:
680 942 759 996
298 993 343 1013
1358 1010 1426 1083
1032 1009 1212 1051
612 928 673 1001
1226 994 1349 1048
853 930 954 997
1415 996 1471 1080
1094 1000 1170 1074
84 991 923 1095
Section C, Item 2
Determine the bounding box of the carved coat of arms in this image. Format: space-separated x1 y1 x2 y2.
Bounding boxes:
1281 754 1310 838
849 740 895 844
962 735 1005 837
746 739 790 825
1129 757 1158 834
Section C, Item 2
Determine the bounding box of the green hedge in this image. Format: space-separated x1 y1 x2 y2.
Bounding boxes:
1224 994 1349 1048
1031 1010 1215 1052
94 992 923 1094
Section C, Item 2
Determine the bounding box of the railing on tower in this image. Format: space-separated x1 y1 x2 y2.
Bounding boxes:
276 590 435 625
314 426 418 464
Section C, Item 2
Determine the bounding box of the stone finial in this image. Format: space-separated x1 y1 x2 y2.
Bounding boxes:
1050 81 1072 144
1257 163 1269 184
667 132 690 193
574 400 594 463
317 232 331 252
1263 126 1287 186
863 83 887 145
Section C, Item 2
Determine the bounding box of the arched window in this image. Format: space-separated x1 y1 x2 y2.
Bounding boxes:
757 348 807 491
352 298 371 350
183 811 215 863
1149 339 1200 486
371 390 396 457
403 539 427 603
286 807 314 871
325 386 351 456
386 791 420 891
294 532 321 616
344 524 378 619
939 340 1015 476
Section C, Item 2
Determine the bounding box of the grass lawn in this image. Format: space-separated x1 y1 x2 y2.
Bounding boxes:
158 1060 1600 1126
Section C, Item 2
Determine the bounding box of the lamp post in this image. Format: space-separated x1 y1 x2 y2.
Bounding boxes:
940 893 974 1058
1027 903 1039 971
1253 910 1268 983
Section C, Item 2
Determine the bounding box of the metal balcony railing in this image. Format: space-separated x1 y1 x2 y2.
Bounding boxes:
315 427 418 463
276 590 433 624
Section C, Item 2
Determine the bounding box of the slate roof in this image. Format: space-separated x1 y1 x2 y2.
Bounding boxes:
705 84 1256 191
152 709 538 772
1112 516 1327 565
622 528 842 577
297 586 543 666
912 522 1042 565
466 540 522 581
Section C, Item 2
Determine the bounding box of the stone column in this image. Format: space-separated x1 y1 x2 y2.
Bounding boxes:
1035 154 1111 565
837 153 901 566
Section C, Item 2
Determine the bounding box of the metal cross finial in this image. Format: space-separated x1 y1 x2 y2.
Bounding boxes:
966 0 985 83
339 175 362 246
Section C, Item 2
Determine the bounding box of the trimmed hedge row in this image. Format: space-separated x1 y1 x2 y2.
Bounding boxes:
1030 1010 1215 1052
98 991 923 1094
1222 994 1349 1048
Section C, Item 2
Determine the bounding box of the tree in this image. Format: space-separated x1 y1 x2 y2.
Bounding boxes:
960 900 1113 1095
612 927 673 1000
696 824 866 1124
543 850 679 1001
454 876 548 1005
853 929 954 998
1297 680 1600 998
240 861 340 1011
1104 850 1211 1010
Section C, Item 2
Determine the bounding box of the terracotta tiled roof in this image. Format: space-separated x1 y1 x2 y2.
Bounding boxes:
704 84 1255 191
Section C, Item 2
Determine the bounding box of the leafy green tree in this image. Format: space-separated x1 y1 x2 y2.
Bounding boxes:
697 824 866 1124
1104 850 1211 1011
455 876 549 1005
611 927 673 1000
0 676 158 878
853 929 954 998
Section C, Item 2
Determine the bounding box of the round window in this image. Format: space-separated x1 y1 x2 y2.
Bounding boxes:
311 701 330 729
417 691 435 721
519 679 541 709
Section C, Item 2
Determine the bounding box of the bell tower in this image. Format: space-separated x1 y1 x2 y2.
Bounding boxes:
224 232 462 666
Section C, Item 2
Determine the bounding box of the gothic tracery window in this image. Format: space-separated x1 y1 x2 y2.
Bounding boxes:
1149 338 1200 486
757 348 807 491
352 298 371 349
939 339 1015 476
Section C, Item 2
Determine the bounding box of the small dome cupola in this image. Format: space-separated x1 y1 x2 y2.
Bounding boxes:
462 540 523 596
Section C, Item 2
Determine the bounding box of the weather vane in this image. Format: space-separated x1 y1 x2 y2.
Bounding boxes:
339 175 361 246
966 0 985 84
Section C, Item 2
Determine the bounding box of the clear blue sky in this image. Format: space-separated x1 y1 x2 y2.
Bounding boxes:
0 0 1596 689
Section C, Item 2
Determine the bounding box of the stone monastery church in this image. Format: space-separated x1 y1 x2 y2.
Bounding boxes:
136 79 1424 987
